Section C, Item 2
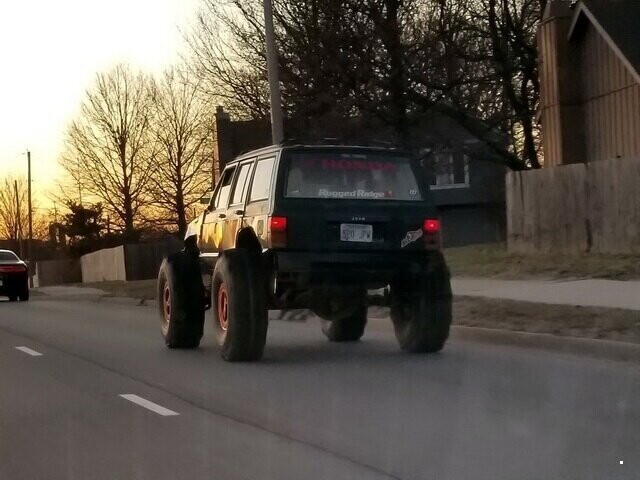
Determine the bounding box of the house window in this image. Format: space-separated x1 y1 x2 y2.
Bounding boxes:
430 152 469 189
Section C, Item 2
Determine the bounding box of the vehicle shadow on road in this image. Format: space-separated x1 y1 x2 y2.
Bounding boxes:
171 333 452 368
192 311 453 366
258 339 451 367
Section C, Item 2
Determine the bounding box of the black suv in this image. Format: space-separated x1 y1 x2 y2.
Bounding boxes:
157 144 452 361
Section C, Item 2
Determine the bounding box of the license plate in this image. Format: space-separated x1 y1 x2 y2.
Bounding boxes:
340 223 373 242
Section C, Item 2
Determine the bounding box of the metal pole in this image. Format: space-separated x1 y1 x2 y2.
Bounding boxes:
27 150 33 287
263 0 284 144
14 180 23 258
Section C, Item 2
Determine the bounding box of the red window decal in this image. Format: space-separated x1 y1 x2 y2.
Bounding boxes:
317 159 397 171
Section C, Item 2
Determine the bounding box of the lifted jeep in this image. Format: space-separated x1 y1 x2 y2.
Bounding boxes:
157 143 452 361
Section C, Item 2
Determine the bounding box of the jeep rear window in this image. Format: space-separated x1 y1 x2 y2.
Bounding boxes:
284 152 423 201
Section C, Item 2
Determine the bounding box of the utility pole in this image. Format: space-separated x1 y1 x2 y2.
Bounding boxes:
263 0 284 144
27 150 33 287
14 180 23 258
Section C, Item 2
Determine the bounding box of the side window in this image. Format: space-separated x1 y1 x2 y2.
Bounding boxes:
230 162 254 205
248 157 275 202
212 166 236 210
429 152 469 189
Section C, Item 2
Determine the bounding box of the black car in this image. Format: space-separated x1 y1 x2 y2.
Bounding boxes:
157 144 452 361
0 250 29 302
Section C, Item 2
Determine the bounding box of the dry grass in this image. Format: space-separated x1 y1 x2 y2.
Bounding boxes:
81 280 157 300
445 243 640 280
454 296 640 344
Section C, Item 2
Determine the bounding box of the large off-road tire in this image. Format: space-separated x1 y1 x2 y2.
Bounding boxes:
390 253 452 353
320 304 368 342
157 251 205 349
212 249 268 362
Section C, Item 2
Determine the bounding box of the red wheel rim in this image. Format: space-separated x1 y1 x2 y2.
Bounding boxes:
162 284 171 323
217 283 229 331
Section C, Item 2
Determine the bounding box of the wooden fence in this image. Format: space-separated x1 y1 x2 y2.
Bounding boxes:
507 157 640 253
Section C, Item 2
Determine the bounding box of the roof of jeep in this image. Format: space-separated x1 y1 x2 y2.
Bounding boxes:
228 143 410 166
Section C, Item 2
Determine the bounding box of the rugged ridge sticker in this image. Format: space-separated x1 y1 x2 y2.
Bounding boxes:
317 189 388 199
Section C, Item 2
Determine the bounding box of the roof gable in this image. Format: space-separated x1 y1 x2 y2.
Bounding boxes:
568 0 640 85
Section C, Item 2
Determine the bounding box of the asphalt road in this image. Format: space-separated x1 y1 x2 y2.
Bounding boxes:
0 298 638 480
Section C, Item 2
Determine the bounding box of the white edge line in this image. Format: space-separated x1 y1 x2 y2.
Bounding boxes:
119 394 180 416
15 346 43 357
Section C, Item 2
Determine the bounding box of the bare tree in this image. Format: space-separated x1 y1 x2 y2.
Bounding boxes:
359 0 544 168
479 0 545 168
59 64 155 239
414 0 545 169
0 175 28 251
31 209 53 242
184 0 378 132
0 175 49 249
183 0 544 169
184 1 270 119
148 68 216 236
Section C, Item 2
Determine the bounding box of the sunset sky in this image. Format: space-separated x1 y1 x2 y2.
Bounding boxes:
0 0 200 205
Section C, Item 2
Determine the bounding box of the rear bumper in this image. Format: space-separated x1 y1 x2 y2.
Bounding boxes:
274 250 440 287
0 273 28 295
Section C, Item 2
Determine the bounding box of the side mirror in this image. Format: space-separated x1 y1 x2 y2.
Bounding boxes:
199 191 213 206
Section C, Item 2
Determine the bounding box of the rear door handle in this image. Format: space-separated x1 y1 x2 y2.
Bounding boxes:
234 209 244 215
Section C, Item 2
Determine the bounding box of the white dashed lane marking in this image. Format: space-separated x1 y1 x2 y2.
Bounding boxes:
119 394 180 416
15 346 43 356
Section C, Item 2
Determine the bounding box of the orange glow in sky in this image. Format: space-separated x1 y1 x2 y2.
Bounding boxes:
0 0 200 205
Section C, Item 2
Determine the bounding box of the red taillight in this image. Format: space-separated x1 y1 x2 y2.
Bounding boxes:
422 218 442 250
423 218 441 235
269 216 288 233
0 265 26 273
